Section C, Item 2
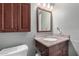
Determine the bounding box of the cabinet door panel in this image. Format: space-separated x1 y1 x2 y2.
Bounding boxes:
18 4 30 32
13 3 19 31
0 4 2 31
4 3 12 32
3 3 19 32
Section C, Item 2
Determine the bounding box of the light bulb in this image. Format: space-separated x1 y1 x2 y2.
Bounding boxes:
50 6 53 10
47 4 50 8
43 3 46 7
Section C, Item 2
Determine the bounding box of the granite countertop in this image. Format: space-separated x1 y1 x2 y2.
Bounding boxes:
34 34 70 47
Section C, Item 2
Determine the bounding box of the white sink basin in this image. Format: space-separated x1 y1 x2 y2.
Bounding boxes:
43 38 57 41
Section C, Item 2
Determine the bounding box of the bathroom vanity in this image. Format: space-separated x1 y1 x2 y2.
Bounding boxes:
34 34 69 56
36 6 70 56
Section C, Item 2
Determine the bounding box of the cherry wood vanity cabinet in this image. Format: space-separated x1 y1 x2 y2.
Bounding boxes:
0 3 30 32
35 36 69 56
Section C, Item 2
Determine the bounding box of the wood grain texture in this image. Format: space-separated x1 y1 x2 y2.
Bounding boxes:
0 4 2 31
13 3 19 32
0 3 31 32
18 3 30 32
35 39 69 56
4 3 12 32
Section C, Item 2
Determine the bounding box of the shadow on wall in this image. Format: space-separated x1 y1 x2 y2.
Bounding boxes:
69 41 78 56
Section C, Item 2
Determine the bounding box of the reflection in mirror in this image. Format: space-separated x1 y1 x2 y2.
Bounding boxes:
37 7 52 32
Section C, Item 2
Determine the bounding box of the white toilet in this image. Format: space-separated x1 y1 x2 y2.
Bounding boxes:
0 44 28 56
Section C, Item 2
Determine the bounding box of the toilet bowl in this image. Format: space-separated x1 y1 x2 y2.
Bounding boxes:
0 44 28 56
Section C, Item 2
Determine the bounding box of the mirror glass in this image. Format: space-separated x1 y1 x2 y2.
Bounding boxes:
37 7 52 32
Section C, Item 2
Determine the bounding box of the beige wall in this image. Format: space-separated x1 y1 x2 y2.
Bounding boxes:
53 3 79 55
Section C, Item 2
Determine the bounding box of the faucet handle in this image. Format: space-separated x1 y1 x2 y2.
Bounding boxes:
57 27 60 32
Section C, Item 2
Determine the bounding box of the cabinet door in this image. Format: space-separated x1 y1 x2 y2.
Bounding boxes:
12 3 19 32
62 41 68 56
0 4 2 31
3 3 12 32
18 4 30 32
2 3 18 32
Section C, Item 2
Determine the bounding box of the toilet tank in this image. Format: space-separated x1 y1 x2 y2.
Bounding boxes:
0 44 28 56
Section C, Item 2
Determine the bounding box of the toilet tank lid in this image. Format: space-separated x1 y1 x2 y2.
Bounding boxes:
17 44 28 50
0 44 28 55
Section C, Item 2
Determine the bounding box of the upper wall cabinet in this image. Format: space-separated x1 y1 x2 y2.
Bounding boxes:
0 3 30 32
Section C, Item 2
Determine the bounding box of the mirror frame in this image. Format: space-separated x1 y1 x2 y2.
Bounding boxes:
37 7 53 32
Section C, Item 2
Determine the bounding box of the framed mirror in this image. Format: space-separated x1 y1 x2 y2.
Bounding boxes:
37 7 52 32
